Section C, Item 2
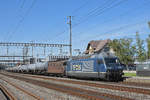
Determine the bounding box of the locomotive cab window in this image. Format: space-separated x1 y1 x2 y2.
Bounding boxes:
97 59 103 64
104 58 120 66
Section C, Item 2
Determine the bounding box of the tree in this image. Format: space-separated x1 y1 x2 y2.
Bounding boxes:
119 38 136 65
146 35 150 59
135 32 146 62
147 22 150 59
109 38 136 66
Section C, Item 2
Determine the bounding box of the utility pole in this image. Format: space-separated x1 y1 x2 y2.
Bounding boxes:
67 16 72 58
148 21 150 29
32 44 33 57
50 47 53 56
59 46 62 56
6 46 9 56
44 46 46 56
22 47 25 64
30 41 34 57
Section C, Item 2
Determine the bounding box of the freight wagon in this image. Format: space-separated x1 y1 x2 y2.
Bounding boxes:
47 61 66 76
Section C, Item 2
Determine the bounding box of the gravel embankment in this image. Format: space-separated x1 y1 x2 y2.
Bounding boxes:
2 72 150 100
18 74 150 100
16 72 150 89
0 74 86 100
0 79 35 100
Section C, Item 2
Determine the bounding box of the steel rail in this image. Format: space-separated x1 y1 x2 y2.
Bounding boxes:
0 83 17 100
1 78 43 100
10 72 150 95
1 73 132 100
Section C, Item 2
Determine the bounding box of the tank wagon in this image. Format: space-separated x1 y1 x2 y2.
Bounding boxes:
6 54 124 81
6 62 48 73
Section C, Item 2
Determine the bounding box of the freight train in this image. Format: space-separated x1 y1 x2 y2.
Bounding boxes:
6 54 124 81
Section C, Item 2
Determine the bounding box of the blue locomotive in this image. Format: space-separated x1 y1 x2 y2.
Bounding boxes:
66 55 124 81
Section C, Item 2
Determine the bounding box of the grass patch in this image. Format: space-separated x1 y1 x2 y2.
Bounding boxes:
124 73 136 77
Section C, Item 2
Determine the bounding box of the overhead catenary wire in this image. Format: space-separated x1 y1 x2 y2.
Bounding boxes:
73 0 113 23
20 0 26 9
49 0 115 41
78 19 149 43
49 0 91 40
16 0 26 14
53 0 127 40
71 0 90 16
73 0 150 38
18 0 27 18
73 0 128 28
52 0 121 39
7 0 37 41
66 0 114 33
4 0 27 42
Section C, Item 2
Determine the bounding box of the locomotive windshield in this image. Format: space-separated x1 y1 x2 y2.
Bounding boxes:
104 58 120 67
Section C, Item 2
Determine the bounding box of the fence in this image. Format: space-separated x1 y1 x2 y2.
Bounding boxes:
136 63 150 76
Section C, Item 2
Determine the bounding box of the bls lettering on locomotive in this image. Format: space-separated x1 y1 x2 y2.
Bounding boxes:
72 63 82 71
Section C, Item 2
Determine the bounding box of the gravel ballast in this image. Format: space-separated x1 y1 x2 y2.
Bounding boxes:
0 74 86 100
18 74 150 100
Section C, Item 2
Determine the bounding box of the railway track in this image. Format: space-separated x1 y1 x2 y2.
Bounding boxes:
0 83 17 100
7 72 150 95
0 72 132 100
7 72 150 88
120 81 150 88
0 78 43 100
30 76 150 95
